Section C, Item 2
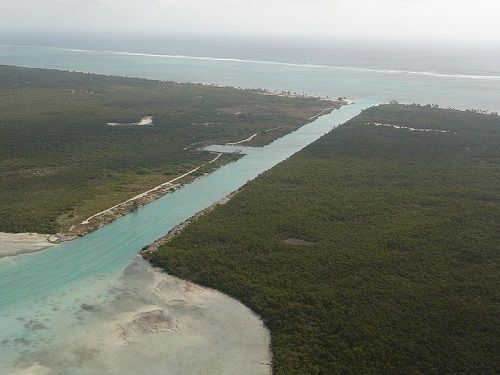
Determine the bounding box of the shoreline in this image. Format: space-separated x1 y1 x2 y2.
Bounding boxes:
5 44 500 82
141 193 235 257
2 63 349 106
1 100 342 256
0 232 54 258
51 152 230 243
5 256 272 374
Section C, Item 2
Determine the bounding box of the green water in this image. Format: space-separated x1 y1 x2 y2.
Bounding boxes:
0 100 378 373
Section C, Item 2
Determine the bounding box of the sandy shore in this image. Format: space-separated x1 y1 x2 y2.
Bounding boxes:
6 257 271 374
0 232 53 258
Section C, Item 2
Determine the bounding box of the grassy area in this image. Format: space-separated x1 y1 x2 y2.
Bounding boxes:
148 104 500 374
0 65 334 233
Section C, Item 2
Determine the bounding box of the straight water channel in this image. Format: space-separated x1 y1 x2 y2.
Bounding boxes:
0 99 379 374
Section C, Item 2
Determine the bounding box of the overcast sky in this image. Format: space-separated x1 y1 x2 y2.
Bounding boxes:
2 0 500 42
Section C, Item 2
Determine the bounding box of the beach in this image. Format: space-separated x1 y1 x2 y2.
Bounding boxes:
0 232 53 258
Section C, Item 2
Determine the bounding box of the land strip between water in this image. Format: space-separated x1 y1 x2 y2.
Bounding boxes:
0 65 342 248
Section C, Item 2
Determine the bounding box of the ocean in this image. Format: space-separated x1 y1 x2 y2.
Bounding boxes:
1 33 500 112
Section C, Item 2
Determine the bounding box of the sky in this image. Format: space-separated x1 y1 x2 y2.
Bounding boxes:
2 0 500 43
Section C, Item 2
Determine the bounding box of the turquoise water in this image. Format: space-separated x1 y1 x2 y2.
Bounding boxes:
2 38 498 372
0 100 377 373
1 44 500 112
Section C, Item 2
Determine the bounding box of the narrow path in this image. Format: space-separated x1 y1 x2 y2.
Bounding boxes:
82 105 336 227
226 132 261 145
226 107 334 147
308 107 333 120
81 153 222 225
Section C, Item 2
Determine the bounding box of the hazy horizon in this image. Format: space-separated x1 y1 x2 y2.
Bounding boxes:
2 0 500 44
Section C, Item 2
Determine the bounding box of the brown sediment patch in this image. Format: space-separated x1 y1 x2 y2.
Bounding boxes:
80 303 100 312
281 237 316 246
23 320 47 331
128 310 177 335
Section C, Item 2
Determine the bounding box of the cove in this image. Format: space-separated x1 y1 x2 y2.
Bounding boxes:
0 99 379 374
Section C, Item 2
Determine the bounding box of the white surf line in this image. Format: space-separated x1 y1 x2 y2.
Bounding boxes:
365 122 457 134
7 43 500 82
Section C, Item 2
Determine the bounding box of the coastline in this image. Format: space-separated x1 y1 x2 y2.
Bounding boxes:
141 193 235 257
5 256 272 374
5 44 500 82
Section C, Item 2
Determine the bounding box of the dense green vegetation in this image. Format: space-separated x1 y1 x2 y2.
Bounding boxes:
0 65 331 233
149 105 500 374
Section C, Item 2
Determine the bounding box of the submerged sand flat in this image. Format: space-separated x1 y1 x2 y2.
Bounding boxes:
4 257 271 375
0 233 53 258
1 104 375 374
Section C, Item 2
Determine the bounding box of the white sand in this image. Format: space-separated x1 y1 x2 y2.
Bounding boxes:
7 258 271 374
0 232 53 258
137 116 154 126
107 116 154 127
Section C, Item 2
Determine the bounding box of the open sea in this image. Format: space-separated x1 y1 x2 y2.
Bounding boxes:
1 33 500 111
